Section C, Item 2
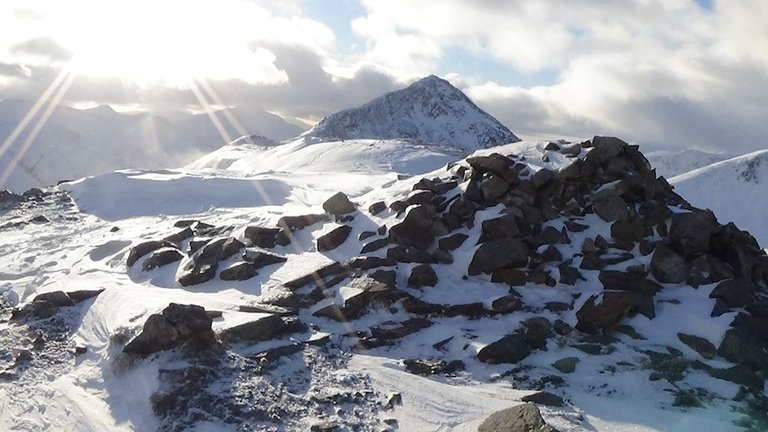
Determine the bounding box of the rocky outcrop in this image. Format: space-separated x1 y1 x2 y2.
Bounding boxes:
478 403 558 432
123 303 218 356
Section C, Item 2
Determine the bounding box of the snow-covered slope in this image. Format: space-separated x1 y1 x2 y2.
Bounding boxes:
671 149 768 247
0 100 305 192
302 75 519 153
646 149 731 178
2 137 766 432
187 138 460 176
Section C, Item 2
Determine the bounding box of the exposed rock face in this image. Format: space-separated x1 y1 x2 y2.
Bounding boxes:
388 205 436 250
142 248 184 271
219 315 306 344
12 289 103 320
127 240 177 267
469 239 530 275
123 303 218 356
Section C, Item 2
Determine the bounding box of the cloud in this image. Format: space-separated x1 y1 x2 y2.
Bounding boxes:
10 36 72 61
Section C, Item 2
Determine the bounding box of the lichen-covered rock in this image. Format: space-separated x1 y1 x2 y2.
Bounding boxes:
477 402 558 432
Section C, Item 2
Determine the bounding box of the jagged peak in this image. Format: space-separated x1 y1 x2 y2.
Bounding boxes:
302 75 519 153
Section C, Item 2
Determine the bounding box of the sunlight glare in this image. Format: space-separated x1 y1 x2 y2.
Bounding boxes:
48 0 288 86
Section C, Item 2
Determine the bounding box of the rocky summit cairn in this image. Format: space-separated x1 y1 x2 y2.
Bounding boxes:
113 135 768 429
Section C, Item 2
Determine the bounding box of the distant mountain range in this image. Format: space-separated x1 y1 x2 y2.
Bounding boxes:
0 100 306 192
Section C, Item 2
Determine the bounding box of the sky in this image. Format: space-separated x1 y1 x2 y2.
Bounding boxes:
0 0 767 152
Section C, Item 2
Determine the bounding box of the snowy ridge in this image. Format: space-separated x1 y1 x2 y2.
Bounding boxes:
302 75 519 153
646 148 731 179
671 149 768 247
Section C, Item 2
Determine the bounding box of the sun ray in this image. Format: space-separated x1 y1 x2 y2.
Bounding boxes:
0 64 73 162
0 67 78 188
196 78 249 139
187 78 233 146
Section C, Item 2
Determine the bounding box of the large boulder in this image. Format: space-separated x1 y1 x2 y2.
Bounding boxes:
12 289 103 321
668 210 717 255
322 192 356 215
650 244 690 284
389 205 436 250
408 264 438 288
466 153 521 184
478 403 558 432
477 333 531 364
243 226 281 248
142 248 185 271
709 279 755 308
598 271 662 295
123 303 217 356
469 239 529 275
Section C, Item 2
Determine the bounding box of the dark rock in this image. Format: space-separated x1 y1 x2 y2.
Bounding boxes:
439 233 468 251
387 246 436 263
557 264 583 286
477 403 557 432
468 239 529 275
491 268 527 286
467 153 520 184
589 136 627 162
598 271 662 295
677 333 716 359
177 238 245 286
123 303 217 356
610 217 645 242
541 245 562 262
433 249 455 264
347 257 397 271
389 200 407 213
673 390 703 408
481 175 510 201
277 214 328 231
448 197 478 222
650 244 690 284
444 302 486 318
242 249 287 269
709 279 755 308
481 214 520 242
322 192 356 215
576 294 631 334
521 391 565 407
317 225 353 252
669 210 717 255
405 190 435 206
709 364 764 390
127 240 176 267
553 320 573 336
163 227 194 244
531 168 554 188
564 220 589 232
403 359 464 376
358 231 376 241
579 254 604 271
477 333 531 364
220 315 305 343
553 357 579 374
522 317 554 350
490 295 523 314
593 196 628 222
370 318 432 340
243 226 280 248
219 262 258 281
389 205 435 250
361 238 390 253
142 248 184 271
369 201 387 215
717 329 768 371
408 264 438 288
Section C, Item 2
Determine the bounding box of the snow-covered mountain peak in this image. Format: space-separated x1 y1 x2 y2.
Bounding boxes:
302 75 520 153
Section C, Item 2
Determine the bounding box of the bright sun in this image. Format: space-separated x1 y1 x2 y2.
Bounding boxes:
46 0 287 86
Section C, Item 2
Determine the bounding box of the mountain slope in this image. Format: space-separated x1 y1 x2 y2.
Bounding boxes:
0 100 305 192
302 75 519 153
671 149 768 247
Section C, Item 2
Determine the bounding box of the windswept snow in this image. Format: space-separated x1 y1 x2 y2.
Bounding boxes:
646 148 731 179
